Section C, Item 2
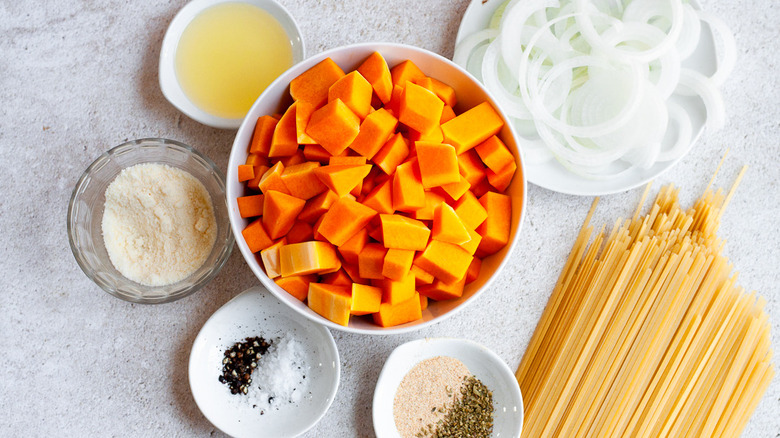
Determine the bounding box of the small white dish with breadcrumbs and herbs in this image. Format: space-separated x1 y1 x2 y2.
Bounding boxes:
373 337 523 438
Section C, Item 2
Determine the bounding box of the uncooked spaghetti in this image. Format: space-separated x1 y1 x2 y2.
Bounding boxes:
516 165 773 438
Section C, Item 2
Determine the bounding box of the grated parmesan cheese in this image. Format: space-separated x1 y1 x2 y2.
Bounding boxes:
101 163 216 286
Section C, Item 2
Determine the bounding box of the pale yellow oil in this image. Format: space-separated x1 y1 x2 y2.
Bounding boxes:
175 2 294 119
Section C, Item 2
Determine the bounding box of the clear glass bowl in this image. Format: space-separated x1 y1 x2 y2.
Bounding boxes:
67 138 234 304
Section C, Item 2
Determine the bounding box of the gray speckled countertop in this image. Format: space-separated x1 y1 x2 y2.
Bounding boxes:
1 0 778 436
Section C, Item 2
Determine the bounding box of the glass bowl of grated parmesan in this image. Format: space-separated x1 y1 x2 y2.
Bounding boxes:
68 138 234 303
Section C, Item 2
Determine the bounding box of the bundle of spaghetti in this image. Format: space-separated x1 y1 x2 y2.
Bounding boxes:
516 167 774 438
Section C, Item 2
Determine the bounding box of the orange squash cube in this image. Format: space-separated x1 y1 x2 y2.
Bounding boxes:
314 164 372 197
279 241 341 277
432 202 471 245
357 52 393 104
260 238 287 279
328 71 373 120
262 190 306 239
307 283 352 326
415 142 460 188
414 239 472 284
392 159 425 212
257 162 290 195
350 283 382 315
317 196 377 246
358 243 388 280
453 191 488 230
373 292 422 327
248 115 278 155
275 274 317 301
349 108 398 159
290 58 345 107
268 102 300 158
374 272 415 304
306 98 361 156
419 276 466 301
280 161 327 200
441 102 504 154
398 82 444 134
382 248 415 281
242 218 274 253
380 214 431 251
390 60 426 87
373 132 410 175
236 194 264 218
476 191 512 256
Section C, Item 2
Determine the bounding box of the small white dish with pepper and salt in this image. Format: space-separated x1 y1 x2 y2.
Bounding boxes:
373 338 523 438
188 286 340 438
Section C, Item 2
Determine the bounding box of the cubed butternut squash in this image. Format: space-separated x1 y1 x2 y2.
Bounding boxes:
374 272 415 304
362 178 394 215
372 292 422 327
373 132 410 175
290 58 345 107
237 164 254 182
390 60 426 87
415 142 460 188
263 190 306 240
338 227 369 265
357 52 393 104
317 196 377 246
236 194 264 218
380 214 431 251
306 98 361 156
328 71 373 120
279 240 341 277
419 276 466 301
414 240 472 284
398 82 443 134
314 164 372 197
307 283 352 326
242 218 274 253
382 248 415 281
432 202 471 245
260 238 287 279
257 161 290 195
392 159 425 212
268 102 300 158
280 161 327 200
275 274 317 301
358 243 387 280
441 102 504 154
348 108 398 159
248 115 278 155
350 283 382 315
476 191 512 256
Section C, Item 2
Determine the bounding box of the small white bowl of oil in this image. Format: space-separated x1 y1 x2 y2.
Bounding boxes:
159 0 304 129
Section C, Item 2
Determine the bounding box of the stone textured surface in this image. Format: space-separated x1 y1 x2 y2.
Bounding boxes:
1 0 778 436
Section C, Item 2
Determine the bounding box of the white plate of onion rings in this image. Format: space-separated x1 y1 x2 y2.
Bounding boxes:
454 0 736 195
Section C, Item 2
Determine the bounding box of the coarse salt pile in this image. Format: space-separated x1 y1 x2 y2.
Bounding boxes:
245 333 310 412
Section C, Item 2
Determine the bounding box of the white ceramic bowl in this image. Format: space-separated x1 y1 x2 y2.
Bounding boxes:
159 0 305 129
372 338 524 438
189 286 340 438
226 42 527 334
455 0 713 196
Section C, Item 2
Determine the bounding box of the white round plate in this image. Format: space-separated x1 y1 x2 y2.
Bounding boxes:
159 0 305 129
455 0 713 196
189 286 339 438
373 338 523 438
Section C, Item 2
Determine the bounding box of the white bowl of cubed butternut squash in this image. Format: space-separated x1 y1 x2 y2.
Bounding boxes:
226 42 526 334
